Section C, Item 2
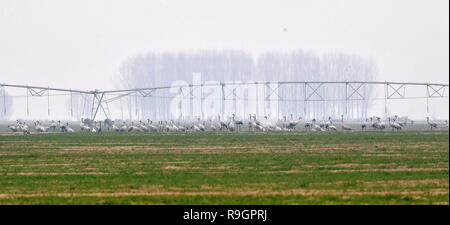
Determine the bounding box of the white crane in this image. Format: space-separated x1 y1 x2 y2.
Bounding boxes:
232 114 243 131
361 118 369 131
218 115 228 131
8 124 19 132
325 118 332 129
311 118 325 132
388 117 402 131
139 120 149 132
111 121 120 132
282 114 299 131
209 120 217 131
197 118 206 131
264 116 281 132
267 122 282 132
253 114 261 126
162 121 176 132
94 121 102 132
50 120 57 132
21 125 30 134
319 120 326 129
61 122 74 133
371 117 385 130
147 120 158 132
18 121 29 132
170 120 179 132
128 122 141 132
327 117 338 131
255 124 266 132
303 116 313 130
79 118 91 132
34 121 49 133
393 115 408 127
228 122 236 132
272 125 282 131
426 117 438 130
119 122 128 132
191 124 203 132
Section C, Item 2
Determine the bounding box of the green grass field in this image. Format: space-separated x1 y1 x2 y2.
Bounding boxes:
0 130 448 204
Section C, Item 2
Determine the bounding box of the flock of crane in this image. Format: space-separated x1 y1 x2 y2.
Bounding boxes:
4 114 448 135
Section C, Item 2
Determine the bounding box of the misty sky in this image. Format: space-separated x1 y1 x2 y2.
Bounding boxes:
0 0 448 120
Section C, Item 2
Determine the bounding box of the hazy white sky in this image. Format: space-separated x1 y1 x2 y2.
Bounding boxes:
0 0 448 90
0 0 448 120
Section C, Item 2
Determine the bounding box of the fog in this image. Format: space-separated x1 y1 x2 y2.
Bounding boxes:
115 50 376 121
0 0 448 121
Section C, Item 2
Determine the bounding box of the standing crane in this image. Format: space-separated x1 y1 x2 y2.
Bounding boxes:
426 117 438 130
388 117 402 131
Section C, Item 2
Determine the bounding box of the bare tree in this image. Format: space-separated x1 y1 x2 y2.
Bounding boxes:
115 50 377 121
0 88 12 121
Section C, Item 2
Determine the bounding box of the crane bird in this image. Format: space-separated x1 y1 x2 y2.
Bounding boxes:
35 121 49 133
171 120 180 132
388 117 402 131
340 115 352 131
319 120 326 129
94 121 102 132
197 118 206 131
426 117 438 130
303 116 313 130
18 121 29 132
191 124 203 132
50 120 57 132
209 120 217 131
111 121 120 132
128 122 141 132
281 115 296 131
218 115 228 131
361 118 369 131
21 126 30 135
139 120 149 132
119 122 128 132
287 115 299 130
248 114 257 131
146 120 158 132
176 122 187 132
311 118 325 132
12 121 30 134
264 116 281 132
255 124 266 132
79 118 91 132
232 114 243 131
371 117 385 130
228 121 236 132
8 124 19 132
325 118 332 129
327 117 338 131
61 122 74 133
251 114 261 126
394 115 407 127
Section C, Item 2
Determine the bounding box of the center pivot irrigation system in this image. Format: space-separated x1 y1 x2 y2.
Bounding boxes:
1 81 448 121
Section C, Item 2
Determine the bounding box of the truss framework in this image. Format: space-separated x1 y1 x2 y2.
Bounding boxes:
1 81 448 120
